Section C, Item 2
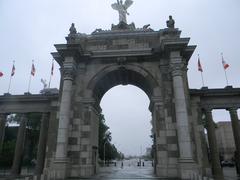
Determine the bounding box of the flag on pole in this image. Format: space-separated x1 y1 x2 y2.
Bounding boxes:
11 64 15 76
197 54 205 87
198 57 203 72
221 53 229 86
222 56 229 70
31 63 36 76
8 62 15 93
0 71 3 77
51 62 54 75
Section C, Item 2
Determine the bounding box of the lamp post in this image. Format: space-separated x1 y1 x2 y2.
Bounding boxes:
103 141 107 166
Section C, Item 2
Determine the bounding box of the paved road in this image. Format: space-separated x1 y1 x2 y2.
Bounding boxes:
73 159 240 180
75 159 178 180
1 159 240 180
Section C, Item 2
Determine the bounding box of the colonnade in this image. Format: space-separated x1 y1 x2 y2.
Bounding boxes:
203 108 240 180
0 112 50 176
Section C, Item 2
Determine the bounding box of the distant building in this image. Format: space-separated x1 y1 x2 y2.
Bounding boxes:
215 121 236 160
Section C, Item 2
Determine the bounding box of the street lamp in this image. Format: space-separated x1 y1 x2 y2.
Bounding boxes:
103 141 107 166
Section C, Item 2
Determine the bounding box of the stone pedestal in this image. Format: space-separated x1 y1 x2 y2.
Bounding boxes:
0 114 7 153
35 113 49 175
11 114 27 175
52 158 70 179
205 109 224 180
228 108 240 175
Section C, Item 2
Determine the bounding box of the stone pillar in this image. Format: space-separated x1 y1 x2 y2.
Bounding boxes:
35 112 49 175
170 51 197 179
0 114 7 153
53 57 76 179
204 109 224 180
228 108 240 175
11 113 27 176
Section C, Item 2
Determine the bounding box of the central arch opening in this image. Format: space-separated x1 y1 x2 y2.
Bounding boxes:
100 85 152 156
98 85 154 178
89 66 159 178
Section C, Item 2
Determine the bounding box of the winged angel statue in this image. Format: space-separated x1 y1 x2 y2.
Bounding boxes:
111 0 133 24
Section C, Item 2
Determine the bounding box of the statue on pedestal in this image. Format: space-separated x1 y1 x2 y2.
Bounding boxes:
166 15 175 28
69 23 77 35
111 0 133 24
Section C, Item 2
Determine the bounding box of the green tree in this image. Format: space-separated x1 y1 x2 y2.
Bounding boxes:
98 113 122 161
0 113 41 167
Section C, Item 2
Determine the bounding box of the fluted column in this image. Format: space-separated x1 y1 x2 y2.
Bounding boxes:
11 113 27 176
228 108 240 174
204 109 224 180
170 52 193 162
0 114 7 153
53 57 76 178
35 112 49 175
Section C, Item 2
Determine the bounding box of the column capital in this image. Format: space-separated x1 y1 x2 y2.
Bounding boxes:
170 63 186 77
62 66 77 81
62 56 77 81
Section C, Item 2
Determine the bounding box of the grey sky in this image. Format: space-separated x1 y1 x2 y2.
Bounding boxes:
0 0 240 155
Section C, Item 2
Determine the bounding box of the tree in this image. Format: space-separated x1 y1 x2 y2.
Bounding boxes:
98 113 122 161
0 113 41 167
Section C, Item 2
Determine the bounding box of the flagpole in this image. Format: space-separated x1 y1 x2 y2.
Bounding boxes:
200 71 205 87
7 75 13 93
221 53 229 86
7 61 14 93
224 68 229 86
27 60 33 93
48 74 52 88
198 54 205 87
27 70 32 93
48 60 54 88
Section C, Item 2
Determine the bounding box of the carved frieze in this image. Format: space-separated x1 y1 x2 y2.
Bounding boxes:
87 39 149 51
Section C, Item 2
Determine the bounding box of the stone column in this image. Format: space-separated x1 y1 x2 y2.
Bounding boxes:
53 57 76 179
228 108 240 174
35 112 49 175
204 109 224 180
170 52 193 160
11 113 27 176
170 51 196 179
0 114 7 153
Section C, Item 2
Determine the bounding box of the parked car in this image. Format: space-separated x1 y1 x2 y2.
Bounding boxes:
221 160 235 167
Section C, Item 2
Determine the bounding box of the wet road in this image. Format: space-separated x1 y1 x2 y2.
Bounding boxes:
0 159 239 179
71 159 240 180
73 159 179 180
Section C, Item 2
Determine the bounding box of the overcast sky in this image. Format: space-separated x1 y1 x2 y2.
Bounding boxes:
0 0 240 156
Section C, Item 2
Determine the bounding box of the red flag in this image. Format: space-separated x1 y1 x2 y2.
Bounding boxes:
198 58 203 72
51 62 54 75
222 56 229 70
11 65 15 76
0 71 3 77
31 63 36 76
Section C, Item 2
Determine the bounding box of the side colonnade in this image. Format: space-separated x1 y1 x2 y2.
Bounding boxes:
0 112 50 177
203 107 240 180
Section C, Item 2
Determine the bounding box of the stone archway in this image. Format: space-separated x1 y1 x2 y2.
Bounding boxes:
87 64 160 102
46 23 199 179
